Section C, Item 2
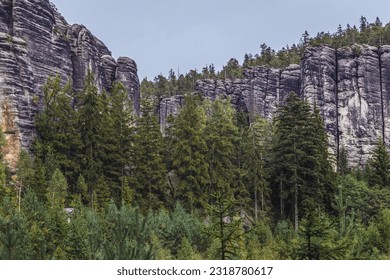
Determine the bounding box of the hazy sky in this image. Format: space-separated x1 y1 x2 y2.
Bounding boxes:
50 0 390 80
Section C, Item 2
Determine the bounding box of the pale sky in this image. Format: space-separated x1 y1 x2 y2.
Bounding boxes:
50 0 390 80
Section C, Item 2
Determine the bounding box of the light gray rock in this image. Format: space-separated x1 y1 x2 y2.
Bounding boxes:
116 57 140 114
337 45 383 166
159 95 184 132
380 45 390 146
0 0 140 166
163 44 390 167
301 45 338 158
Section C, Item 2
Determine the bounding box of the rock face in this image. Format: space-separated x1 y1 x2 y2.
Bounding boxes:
161 44 390 166
0 0 140 165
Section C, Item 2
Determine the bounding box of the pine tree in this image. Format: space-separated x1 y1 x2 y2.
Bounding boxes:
21 189 47 260
270 93 334 231
338 146 350 175
35 75 82 188
84 207 104 260
0 197 31 259
47 168 68 209
203 188 244 260
296 199 349 260
75 175 89 205
63 210 88 260
204 98 238 199
132 99 166 210
78 70 104 202
100 83 135 203
367 138 390 188
170 95 209 209
103 202 154 260
242 116 272 221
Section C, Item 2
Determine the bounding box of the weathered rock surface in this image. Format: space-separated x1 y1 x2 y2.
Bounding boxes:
0 0 140 165
159 95 185 131
194 65 300 122
161 44 390 166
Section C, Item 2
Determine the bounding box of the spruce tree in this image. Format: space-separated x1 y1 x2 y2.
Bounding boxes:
78 70 104 203
203 188 244 260
242 116 272 221
100 83 134 203
35 75 82 188
103 202 154 260
132 99 166 210
204 98 238 199
367 138 390 188
47 168 68 209
170 94 209 209
0 197 31 259
271 93 334 230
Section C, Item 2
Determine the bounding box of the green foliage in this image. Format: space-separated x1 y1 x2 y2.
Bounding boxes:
35 75 81 189
170 95 209 209
204 98 238 197
361 209 390 259
103 202 154 260
338 146 350 175
203 189 245 260
0 197 31 259
270 93 335 230
78 70 104 194
367 138 390 188
132 99 166 210
100 83 134 203
149 203 204 257
47 168 68 209
296 200 349 260
242 116 273 220
1 66 388 260
63 210 88 260
84 207 104 260
176 236 201 260
341 175 390 224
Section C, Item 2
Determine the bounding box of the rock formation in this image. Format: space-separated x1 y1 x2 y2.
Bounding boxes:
161 44 390 166
0 0 140 166
1 0 390 168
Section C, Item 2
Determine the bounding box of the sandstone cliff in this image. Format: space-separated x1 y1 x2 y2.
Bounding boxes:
161 44 390 166
0 0 140 166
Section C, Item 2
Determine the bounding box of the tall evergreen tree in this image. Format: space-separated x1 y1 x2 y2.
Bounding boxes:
203 188 245 260
35 75 82 188
204 98 238 198
367 138 390 188
103 202 154 260
0 197 31 260
100 83 135 203
78 70 104 204
242 116 272 221
47 169 68 209
133 99 166 210
170 95 209 209
270 93 334 230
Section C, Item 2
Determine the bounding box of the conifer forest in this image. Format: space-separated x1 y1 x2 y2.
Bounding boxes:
1 16 390 260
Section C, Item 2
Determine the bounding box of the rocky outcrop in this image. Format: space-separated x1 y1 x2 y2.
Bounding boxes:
0 0 140 165
161 44 390 166
194 64 301 122
159 95 185 131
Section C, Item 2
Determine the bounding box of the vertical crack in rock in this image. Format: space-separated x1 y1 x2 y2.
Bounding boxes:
335 47 340 163
379 47 385 141
380 45 390 146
